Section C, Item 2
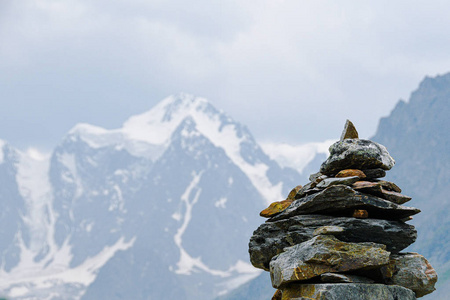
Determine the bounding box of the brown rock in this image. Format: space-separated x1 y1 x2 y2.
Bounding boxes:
260 199 293 218
352 181 411 204
340 119 359 140
353 209 369 218
380 189 412 205
336 169 366 179
287 185 302 200
272 289 282 300
260 199 294 218
353 181 383 192
376 180 402 193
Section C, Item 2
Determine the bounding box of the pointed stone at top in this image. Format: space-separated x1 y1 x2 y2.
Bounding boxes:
340 120 359 140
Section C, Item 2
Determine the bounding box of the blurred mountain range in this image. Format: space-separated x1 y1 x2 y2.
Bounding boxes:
0 73 448 299
0 94 300 299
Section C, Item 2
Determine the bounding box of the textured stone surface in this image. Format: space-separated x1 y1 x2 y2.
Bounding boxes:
362 168 386 179
287 185 302 200
315 176 360 188
352 181 411 204
294 182 320 199
335 169 366 179
320 273 375 284
379 189 412 204
280 283 416 300
340 119 359 140
313 226 344 236
270 235 389 287
249 214 416 270
376 180 402 192
320 139 395 175
352 181 383 192
381 253 437 298
272 289 282 300
260 199 294 218
271 185 420 222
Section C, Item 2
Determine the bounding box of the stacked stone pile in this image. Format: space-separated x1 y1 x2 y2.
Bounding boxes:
249 120 437 300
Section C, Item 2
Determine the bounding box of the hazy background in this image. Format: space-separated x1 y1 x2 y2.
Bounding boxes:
1 0 450 151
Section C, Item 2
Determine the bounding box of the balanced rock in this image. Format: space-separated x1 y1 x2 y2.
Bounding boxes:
335 169 366 179
320 139 395 176
381 253 437 298
287 185 302 200
376 180 402 193
362 168 386 179
280 283 416 300
313 226 344 236
269 235 390 288
352 181 411 204
340 119 359 140
315 176 360 188
260 199 294 218
249 215 417 270
271 185 420 221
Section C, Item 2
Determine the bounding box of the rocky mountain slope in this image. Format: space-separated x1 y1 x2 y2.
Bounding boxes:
0 94 300 299
371 73 450 299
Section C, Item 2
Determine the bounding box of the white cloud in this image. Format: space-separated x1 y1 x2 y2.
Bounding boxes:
1 0 450 147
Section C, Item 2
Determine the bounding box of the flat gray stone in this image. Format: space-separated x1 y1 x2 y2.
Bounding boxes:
249 214 417 271
320 139 395 175
362 168 386 179
313 226 344 236
316 176 360 188
281 283 416 300
271 185 420 222
269 235 389 288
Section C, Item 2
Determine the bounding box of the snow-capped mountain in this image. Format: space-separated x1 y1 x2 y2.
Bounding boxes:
0 94 301 299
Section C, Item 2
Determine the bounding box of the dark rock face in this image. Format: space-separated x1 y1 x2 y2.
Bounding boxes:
271 185 420 222
249 215 417 270
320 139 395 176
281 283 416 300
269 235 389 288
362 168 386 179
319 273 375 284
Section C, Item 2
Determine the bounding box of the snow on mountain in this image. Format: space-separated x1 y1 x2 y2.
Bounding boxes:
261 140 334 175
0 93 301 299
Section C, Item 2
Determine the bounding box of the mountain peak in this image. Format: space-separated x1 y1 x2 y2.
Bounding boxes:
122 93 225 145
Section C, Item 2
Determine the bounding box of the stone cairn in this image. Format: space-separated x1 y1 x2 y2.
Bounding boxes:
249 120 437 300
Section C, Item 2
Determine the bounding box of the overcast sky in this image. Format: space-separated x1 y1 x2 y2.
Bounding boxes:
1 0 449 151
